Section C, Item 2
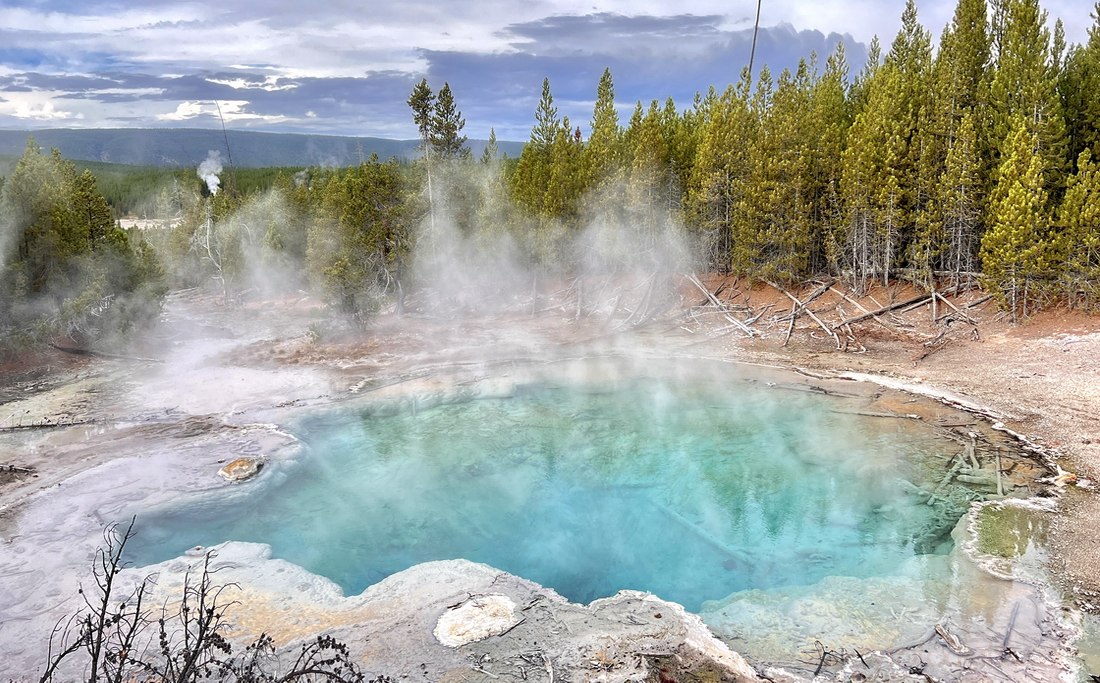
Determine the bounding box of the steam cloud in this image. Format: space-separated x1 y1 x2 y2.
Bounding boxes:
198 150 223 195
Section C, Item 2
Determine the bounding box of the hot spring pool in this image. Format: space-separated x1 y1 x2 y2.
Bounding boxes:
129 362 982 614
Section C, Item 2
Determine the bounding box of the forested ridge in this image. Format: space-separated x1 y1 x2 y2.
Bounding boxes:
2 0 1099 353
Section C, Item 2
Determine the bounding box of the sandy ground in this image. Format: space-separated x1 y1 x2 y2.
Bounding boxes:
1 279 1099 679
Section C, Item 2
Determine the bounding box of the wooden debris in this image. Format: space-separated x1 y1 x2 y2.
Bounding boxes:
684 274 755 337
767 281 841 350
832 294 932 329
48 342 163 364
934 622 973 657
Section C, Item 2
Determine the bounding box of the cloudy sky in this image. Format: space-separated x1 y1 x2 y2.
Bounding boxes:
0 1 1094 140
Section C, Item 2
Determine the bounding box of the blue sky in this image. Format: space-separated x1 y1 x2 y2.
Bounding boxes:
0 1 1094 140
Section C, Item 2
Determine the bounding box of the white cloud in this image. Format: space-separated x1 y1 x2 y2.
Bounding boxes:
206 76 298 91
157 100 209 121
0 91 81 121
0 6 204 34
157 99 290 124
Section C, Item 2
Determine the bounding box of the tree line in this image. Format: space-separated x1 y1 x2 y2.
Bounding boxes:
506 0 1100 320
3 0 1099 353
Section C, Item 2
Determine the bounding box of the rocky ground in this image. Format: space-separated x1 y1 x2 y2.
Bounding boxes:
1 279 1098 681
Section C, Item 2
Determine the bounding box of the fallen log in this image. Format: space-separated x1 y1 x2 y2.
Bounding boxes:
832 294 932 330
783 301 797 347
966 294 995 309
0 419 94 433
767 281 841 350
684 273 755 337
49 343 163 364
934 293 977 326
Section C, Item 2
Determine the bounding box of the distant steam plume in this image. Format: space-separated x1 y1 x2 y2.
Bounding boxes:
198 150 223 195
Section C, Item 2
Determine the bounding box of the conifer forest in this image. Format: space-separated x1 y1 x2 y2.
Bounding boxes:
2 0 1100 351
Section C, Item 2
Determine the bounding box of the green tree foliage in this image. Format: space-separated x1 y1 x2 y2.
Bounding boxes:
480 128 499 165
625 99 674 232
307 157 410 320
1058 149 1100 307
542 118 585 223
686 78 753 270
0 139 165 350
936 111 985 280
1061 4 1100 162
430 82 470 161
988 0 1067 188
912 0 991 284
839 0 932 288
509 78 585 234
662 96 700 217
981 116 1053 319
808 44 852 274
510 79 558 216
407 79 435 153
35 0 1100 323
583 67 623 191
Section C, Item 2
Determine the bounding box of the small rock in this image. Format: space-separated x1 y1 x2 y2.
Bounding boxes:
218 457 264 482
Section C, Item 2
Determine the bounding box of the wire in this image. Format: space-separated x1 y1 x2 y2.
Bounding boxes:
748 0 763 80
214 100 234 167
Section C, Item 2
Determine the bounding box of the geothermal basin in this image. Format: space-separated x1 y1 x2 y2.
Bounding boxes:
113 355 1076 677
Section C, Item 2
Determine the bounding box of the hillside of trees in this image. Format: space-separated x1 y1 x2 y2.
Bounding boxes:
0 128 523 168
2 0 1099 353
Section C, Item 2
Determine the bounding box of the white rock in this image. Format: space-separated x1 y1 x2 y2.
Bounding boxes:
433 594 518 647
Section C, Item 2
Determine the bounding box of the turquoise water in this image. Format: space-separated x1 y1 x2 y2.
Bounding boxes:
129 374 970 611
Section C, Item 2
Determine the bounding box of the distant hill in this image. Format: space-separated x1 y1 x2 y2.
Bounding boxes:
0 128 523 168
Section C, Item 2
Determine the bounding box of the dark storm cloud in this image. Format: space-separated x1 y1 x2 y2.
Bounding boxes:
421 19 865 138
499 12 727 50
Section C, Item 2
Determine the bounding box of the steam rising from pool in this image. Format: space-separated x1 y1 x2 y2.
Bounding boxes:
129 364 975 613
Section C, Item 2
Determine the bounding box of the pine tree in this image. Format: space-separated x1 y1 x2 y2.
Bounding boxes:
839 0 931 288
1058 149 1100 307
913 0 991 285
0 139 163 346
307 157 409 317
686 74 753 270
531 78 560 149
944 112 985 279
1061 3 1100 162
430 82 469 160
510 79 559 216
660 97 695 218
407 78 438 235
988 0 1067 191
981 116 1052 320
626 100 672 233
407 79 435 156
810 43 852 273
850 36 882 117
543 118 584 221
728 64 814 281
583 68 622 191
480 128 499 165
923 110 984 282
